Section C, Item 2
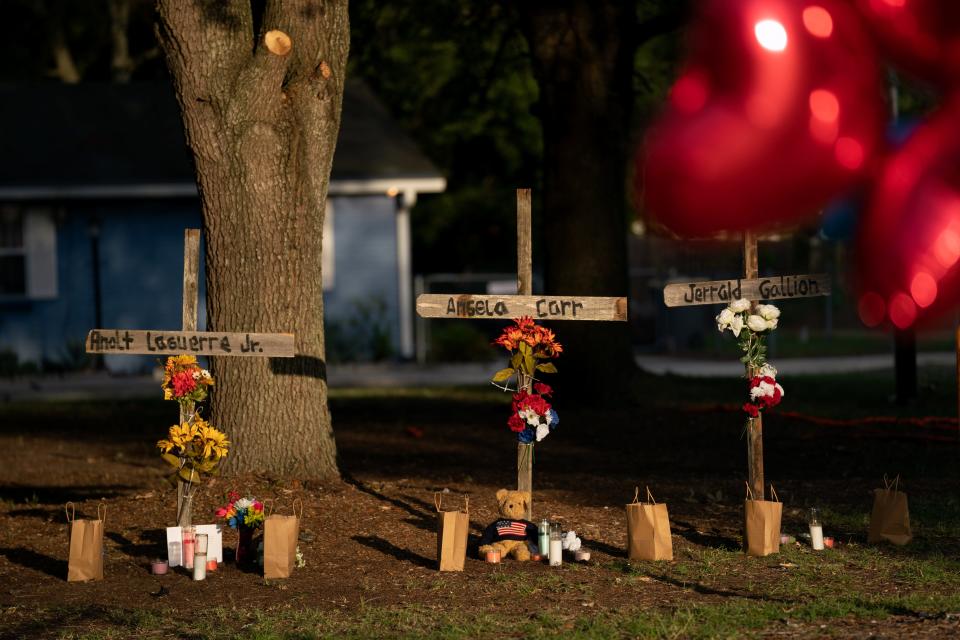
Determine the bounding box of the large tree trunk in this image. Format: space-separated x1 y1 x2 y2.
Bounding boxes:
156 0 347 478
519 1 637 402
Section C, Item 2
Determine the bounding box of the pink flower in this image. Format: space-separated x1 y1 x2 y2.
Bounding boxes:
215 507 228 518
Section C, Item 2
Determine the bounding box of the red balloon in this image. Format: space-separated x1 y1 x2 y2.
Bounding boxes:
639 0 886 237
856 95 960 328
855 0 960 88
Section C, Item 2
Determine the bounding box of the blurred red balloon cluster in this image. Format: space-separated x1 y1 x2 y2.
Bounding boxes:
638 0 960 329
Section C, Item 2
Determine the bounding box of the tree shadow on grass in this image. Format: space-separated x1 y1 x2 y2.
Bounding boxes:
579 536 626 559
0 484 136 506
105 530 165 561
351 535 434 569
341 475 437 533
671 519 741 551
0 546 66 579
648 571 783 602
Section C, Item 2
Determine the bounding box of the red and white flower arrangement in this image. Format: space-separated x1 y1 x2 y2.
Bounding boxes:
509 383 560 443
742 363 784 417
491 317 562 443
716 300 785 418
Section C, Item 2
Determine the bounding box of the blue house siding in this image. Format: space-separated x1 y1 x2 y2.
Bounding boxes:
323 195 401 356
0 201 204 373
1 195 401 372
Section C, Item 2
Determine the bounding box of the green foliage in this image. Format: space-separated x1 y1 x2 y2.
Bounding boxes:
426 323 496 363
325 297 394 363
349 2 542 274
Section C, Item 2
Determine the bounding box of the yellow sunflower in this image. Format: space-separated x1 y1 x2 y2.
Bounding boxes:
199 424 230 460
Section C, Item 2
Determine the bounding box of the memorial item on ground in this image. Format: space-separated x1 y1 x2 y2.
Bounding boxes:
548 521 562 567
263 499 303 579
868 475 912 546
809 508 825 551
193 533 209 580
626 487 674 562
65 502 106 582
435 492 469 572
744 483 782 557
478 489 537 562
216 492 265 564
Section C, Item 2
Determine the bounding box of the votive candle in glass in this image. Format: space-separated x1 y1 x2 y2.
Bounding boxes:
193 553 207 580
182 527 196 569
150 559 168 575
549 522 562 567
809 508 824 551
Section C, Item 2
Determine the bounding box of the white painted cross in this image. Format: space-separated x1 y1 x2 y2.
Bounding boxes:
85 229 295 523
662 231 831 500
416 189 629 519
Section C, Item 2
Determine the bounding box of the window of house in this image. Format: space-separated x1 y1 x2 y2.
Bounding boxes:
0 207 26 296
0 206 58 300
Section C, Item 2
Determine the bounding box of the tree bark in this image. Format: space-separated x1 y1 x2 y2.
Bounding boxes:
156 0 348 478
519 1 637 402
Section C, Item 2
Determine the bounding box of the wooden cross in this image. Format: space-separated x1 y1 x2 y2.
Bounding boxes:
662 231 831 500
85 229 296 523
416 189 629 520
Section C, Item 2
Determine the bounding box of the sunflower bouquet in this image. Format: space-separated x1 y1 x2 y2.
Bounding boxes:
157 416 230 484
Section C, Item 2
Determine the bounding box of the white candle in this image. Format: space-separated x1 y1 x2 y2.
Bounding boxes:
810 524 824 551
193 553 207 580
549 539 562 566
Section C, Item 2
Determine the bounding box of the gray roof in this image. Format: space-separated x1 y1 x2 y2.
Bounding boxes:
0 79 442 196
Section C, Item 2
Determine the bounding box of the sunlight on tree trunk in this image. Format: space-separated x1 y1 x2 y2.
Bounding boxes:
156 0 348 478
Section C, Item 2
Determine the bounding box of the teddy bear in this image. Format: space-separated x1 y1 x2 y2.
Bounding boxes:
478 489 538 561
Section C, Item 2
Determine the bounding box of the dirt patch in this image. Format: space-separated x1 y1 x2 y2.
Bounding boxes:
0 392 958 638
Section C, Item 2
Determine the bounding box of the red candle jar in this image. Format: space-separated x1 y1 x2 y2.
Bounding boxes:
485 550 501 563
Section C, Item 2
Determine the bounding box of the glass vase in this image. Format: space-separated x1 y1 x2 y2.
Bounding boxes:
236 527 255 565
177 483 193 528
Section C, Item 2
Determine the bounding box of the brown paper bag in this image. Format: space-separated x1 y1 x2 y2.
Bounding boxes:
626 486 673 561
744 484 781 557
436 493 469 571
868 475 912 546
66 502 105 582
264 499 302 579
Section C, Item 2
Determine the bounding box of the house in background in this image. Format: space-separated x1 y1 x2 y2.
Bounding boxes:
0 80 444 372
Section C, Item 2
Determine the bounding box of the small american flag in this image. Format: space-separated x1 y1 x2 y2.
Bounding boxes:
496 521 527 537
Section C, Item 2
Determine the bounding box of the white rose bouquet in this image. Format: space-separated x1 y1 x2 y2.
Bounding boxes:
715 298 780 371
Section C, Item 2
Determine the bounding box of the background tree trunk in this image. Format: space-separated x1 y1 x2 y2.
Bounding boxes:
519 1 637 402
156 0 348 478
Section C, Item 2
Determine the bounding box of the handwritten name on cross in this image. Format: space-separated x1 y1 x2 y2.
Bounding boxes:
661 231 831 501
416 189 629 520
84 229 295 523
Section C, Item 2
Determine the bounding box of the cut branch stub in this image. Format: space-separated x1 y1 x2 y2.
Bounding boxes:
265 30 292 56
